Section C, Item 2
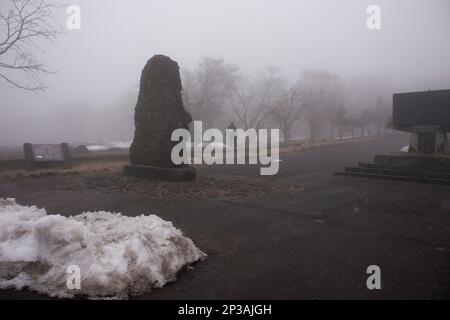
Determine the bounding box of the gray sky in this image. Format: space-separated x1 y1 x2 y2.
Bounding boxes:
1 0 449 145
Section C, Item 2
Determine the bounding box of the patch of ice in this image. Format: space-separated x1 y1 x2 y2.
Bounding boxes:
86 141 132 151
86 145 109 151
0 198 205 299
335 136 353 140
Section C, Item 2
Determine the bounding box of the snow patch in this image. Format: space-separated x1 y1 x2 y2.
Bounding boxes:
0 198 205 299
86 141 132 151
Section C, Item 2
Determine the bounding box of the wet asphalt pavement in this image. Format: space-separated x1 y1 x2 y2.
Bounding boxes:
1 134 449 299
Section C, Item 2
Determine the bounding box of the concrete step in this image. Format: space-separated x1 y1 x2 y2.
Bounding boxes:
374 154 450 169
358 162 450 174
346 165 450 180
335 171 450 186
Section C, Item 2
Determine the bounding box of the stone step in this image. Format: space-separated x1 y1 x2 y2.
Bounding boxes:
335 171 450 186
358 162 450 174
374 154 450 169
348 165 450 180
336 153 450 186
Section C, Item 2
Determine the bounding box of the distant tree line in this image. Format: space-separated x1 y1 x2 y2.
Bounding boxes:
182 57 393 145
66 57 393 145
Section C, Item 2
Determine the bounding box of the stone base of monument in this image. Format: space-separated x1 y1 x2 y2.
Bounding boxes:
124 164 197 182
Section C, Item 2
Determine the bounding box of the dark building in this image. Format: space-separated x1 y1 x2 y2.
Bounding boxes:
393 89 450 155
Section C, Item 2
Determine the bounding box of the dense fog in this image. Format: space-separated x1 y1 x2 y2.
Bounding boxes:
0 0 449 146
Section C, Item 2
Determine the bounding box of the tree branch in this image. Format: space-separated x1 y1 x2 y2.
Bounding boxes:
0 0 62 91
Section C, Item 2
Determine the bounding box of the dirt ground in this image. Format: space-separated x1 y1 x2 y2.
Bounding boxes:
0 135 388 199
0 161 303 200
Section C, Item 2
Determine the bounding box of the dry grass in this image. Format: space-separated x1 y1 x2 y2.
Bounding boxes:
0 164 303 200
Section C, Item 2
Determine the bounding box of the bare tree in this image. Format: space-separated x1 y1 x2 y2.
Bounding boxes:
345 105 360 139
228 75 256 129
328 89 347 140
252 66 285 129
331 106 349 140
266 86 303 145
372 96 390 135
298 70 345 143
182 57 238 128
227 66 286 130
358 108 372 137
0 0 62 91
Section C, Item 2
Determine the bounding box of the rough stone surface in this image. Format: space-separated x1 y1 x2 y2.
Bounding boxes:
129 55 192 168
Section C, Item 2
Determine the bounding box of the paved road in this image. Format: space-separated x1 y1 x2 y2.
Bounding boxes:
1 134 450 299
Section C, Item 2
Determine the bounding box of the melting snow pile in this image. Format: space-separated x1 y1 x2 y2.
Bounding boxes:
0 198 205 299
400 145 410 153
86 141 132 151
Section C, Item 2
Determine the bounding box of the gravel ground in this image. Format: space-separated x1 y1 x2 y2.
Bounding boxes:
0 165 303 200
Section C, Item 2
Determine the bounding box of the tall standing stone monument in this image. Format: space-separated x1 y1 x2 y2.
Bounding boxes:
124 55 196 181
